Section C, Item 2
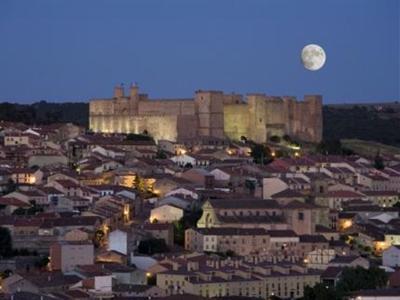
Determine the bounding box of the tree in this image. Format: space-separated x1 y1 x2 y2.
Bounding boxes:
0 227 13 258
5 179 16 194
0 269 13 279
245 178 257 195
156 149 167 159
138 238 168 255
173 218 185 246
374 151 385 170
250 143 273 165
134 174 145 194
34 256 49 270
304 266 388 300
269 135 281 143
93 229 105 248
316 139 342 155
335 266 387 298
303 283 336 300
282 134 291 142
126 133 153 142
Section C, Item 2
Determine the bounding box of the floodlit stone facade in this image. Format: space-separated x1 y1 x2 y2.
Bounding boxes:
89 85 322 143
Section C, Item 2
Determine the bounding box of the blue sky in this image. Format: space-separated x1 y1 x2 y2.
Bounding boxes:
0 0 398 103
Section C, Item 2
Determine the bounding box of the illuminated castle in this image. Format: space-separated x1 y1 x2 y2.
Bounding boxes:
89 84 322 143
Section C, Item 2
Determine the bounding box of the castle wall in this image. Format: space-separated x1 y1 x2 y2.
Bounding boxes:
223 104 249 141
138 100 195 116
195 91 225 138
89 87 323 144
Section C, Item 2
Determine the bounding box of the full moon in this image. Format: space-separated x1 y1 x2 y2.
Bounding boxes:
301 44 326 71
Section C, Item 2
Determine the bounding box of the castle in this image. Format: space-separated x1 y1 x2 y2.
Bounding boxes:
89 85 322 143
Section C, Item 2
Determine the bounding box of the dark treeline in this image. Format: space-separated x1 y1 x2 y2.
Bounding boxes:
0 101 88 127
323 105 400 146
1 102 400 147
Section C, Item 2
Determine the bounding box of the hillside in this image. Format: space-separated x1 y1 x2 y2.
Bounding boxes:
323 104 400 146
1 101 400 148
341 139 400 158
0 101 88 127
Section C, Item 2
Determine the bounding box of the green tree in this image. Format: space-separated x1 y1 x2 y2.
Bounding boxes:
138 238 168 255
250 143 273 165
0 227 13 257
303 283 336 300
269 135 281 143
93 229 105 248
304 266 388 300
34 256 49 269
126 133 153 142
156 149 167 159
5 179 16 194
335 266 387 298
173 218 185 246
134 174 145 194
245 178 257 195
316 139 343 155
374 151 385 170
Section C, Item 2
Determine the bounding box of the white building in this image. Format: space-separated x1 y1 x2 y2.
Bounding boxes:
108 229 129 255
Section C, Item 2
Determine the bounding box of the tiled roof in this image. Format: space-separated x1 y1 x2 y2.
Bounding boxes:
209 199 280 209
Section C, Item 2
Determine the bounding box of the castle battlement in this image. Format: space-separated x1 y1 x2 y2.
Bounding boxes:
89 85 322 143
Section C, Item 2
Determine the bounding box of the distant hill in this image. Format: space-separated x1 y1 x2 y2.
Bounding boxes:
1 101 400 147
323 104 400 146
0 101 89 127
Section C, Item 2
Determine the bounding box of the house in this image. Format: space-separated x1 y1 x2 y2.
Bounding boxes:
2 271 81 294
321 266 343 288
364 190 400 207
306 248 336 269
0 196 30 214
10 168 43 185
383 246 400 268
196 198 288 231
182 168 214 187
185 227 270 256
113 284 166 298
50 241 94 272
143 223 174 247
329 255 370 269
156 195 195 211
315 190 366 209
108 229 132 255
150 204 184 223
154 253 321 299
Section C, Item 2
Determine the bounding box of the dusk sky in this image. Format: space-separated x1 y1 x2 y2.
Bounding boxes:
0 0 399 104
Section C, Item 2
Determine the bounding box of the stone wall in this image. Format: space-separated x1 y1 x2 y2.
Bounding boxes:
89 86 323 143
223 104 249 141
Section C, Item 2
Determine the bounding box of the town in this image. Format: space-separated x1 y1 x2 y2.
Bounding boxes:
0 111 398 300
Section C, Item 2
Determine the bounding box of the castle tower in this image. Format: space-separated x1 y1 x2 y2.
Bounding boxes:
114 84 124 98
129 83 139 115
195 90 225 138
304 95 323 142
247 94 268 143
